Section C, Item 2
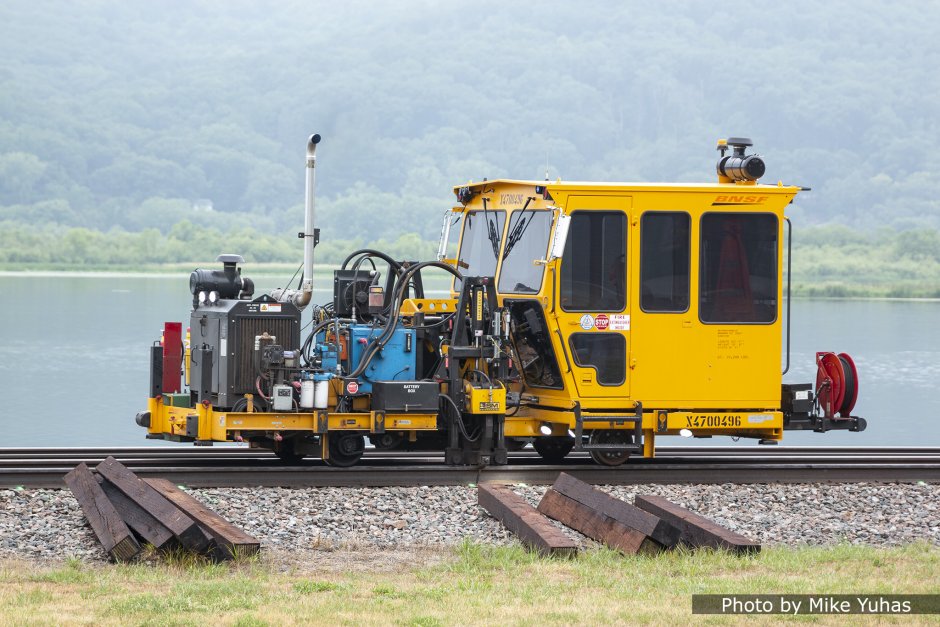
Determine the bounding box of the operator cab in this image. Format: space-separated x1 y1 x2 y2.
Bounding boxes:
443 170 806 435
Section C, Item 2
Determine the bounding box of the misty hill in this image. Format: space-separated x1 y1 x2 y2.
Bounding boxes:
1 0 939 252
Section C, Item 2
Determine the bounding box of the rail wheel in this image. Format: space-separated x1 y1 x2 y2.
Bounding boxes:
274 435 319 464
326 434 365 467
588 430 632 466
369 433 403 450
273 437 305 464
533 436 574 463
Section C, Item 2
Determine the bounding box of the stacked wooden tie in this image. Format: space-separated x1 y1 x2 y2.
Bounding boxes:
64 456 260 562
479 472 759 556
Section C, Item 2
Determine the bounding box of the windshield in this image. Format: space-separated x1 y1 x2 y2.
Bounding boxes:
457 210 505 278
498 210 553 294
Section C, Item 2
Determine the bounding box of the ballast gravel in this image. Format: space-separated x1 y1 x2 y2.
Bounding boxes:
0 482 937 563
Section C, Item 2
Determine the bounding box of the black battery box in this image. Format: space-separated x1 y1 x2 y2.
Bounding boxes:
371 381 440 412
782 383 814 414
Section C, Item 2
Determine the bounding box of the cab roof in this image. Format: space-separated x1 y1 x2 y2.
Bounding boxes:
452 178 801 197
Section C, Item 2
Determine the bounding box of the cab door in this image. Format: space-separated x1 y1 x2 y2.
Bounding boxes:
555 196 632 400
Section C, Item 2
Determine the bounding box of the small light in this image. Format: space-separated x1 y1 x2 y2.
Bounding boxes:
208 291 219 304
539 423 553 436
679 428 693 438
567 430 576 438
198 290 207 304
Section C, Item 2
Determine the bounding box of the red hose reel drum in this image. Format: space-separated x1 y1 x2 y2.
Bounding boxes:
815 351 859 418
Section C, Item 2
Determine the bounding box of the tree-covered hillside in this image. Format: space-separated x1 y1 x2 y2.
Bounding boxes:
1 1 939 260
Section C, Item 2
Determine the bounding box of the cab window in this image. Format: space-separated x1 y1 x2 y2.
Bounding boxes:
699 213 777 323
498 210 553 294
457 210 505 279
569 333 626 385
640 212 690 312
560 211 626 312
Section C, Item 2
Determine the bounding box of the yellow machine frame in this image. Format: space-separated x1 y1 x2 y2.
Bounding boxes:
144 168 801 461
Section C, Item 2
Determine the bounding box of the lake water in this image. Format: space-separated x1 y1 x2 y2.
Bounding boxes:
0 274 937 447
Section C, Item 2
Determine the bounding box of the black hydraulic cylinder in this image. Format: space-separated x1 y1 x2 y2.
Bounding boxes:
494 415 507 465
192 347 214 404
149 345 163 398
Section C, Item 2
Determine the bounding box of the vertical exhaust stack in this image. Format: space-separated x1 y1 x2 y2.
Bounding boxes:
271 133 320 309
299 133 321 306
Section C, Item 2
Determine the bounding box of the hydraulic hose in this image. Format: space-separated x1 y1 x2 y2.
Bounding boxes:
348 261 463 379
439 393 480 442
340 249 403 273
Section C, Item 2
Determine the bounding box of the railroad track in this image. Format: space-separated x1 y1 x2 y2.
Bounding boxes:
2 447 939 488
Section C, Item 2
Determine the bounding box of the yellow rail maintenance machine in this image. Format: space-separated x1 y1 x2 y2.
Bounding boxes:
137 135 866 466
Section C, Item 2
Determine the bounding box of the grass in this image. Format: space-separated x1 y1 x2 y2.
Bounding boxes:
0 542 938 625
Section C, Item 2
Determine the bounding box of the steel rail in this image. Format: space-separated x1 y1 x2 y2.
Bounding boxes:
3 453 940 469
2 447 939 488
2 446 938 460
3 463 938 489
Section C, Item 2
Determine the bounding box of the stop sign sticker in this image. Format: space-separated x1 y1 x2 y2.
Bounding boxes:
594 314 610 330
346 380 360 394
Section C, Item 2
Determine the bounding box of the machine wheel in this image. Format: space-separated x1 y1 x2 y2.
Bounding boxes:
369 433 403 450
326 434 365 467
588 430 632 467
533 436 574 463
274 439 304 464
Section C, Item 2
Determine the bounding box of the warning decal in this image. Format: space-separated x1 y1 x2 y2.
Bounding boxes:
610 314 630 331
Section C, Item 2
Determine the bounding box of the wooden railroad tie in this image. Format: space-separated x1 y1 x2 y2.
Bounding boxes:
95 456 211 553
634 494 760 554
95 475 177 552
536 473 679 555
63 463 141 563
537 488 659 555
477 482 578 557
64 456 259 562
146 478 260 560
549 473 681 548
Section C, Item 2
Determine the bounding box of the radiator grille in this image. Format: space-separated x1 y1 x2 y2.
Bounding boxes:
233 315 298 393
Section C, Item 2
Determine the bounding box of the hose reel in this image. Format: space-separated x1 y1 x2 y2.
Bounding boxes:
815 351 859 418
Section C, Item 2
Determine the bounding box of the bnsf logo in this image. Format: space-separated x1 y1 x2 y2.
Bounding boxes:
714 195 768 203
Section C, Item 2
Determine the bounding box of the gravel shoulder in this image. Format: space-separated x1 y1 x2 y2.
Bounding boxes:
1 482 937 565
